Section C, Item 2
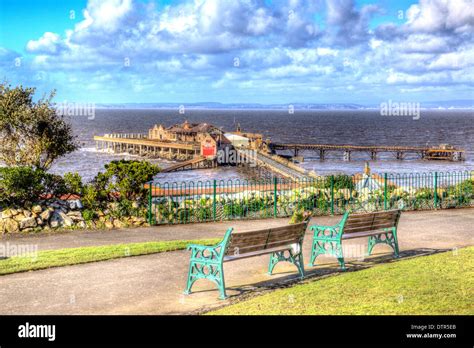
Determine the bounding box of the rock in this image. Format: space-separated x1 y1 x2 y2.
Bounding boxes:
48 201 68 213
77 221 86 229
36 217 44 226
49 219 60 229
50 210 74 228
22 227 35 233
19 217 37 230
132 217 146 226
40 209 52 222
132 202 139 209
66 211 84 222
1 209 14 219
22 210 32 218
2 218 20 233
113 219 126 228
32 205 43 214
68 200 83 210
13 214 26 222
104 220 114 229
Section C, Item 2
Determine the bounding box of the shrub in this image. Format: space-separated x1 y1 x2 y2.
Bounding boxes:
0 166 65 207
100 160 160 201
324 175 355 191
81 160 160 214
63 172 83 197
81 209 96 222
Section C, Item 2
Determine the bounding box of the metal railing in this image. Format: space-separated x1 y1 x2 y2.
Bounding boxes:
146 170 474 225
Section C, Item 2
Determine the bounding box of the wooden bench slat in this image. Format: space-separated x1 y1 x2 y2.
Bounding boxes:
224 246 291 262
345 214 398 225
225 222 307 256
347 210 400 219
342 229 395 239
344 222 398 234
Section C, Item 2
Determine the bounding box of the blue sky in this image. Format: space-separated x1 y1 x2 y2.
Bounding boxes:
0 0 473 104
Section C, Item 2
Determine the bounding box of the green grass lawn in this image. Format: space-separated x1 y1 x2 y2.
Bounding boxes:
0 238 219 276
210 246 474 315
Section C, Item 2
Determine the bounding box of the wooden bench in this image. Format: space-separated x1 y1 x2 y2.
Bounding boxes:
308 210 401 270
184 221 308 299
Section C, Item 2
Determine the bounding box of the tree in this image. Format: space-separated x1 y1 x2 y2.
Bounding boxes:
0 83 78 170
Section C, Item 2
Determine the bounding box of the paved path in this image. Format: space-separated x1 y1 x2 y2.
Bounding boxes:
0 209 472 314
0 218 291 253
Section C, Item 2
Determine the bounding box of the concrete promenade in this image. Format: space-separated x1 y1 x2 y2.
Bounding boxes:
0 209 472 314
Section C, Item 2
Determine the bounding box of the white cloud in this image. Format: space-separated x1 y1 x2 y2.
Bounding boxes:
26 32 65 54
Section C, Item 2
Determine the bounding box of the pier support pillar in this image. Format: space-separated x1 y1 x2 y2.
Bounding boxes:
343 151 351 161
371 151 377 160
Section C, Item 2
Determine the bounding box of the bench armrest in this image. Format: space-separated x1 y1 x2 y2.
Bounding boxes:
187 228 233 262
186 242 220 252
309 224 342 239
309 212 349 239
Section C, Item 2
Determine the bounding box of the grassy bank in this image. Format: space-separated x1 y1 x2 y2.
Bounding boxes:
0 239 219 275
210 246 474 315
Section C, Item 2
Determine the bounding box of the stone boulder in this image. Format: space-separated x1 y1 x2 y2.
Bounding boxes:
66 211 84 222
50 210 74 228
40 209 53 222
68 200 83 210
19 217 37 230
1 218 20 233
32 205 43 214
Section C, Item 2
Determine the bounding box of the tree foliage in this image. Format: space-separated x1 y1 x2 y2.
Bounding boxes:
0 83 78 170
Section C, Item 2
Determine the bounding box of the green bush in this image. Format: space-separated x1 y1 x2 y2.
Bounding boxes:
81 209 96 222
0 166 65 207
81 160 160 214
324 175 355 191
63 172 83 196
99 160 159 200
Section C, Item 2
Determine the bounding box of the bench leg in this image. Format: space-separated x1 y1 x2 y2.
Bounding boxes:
217 266 227 300
335 242 346 271
184 261 197 295
367 229 399 258
308 240 325 266
268 247 305 280
309 240 346 271
184 261 227 300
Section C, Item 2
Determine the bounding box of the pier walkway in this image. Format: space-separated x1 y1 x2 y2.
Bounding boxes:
255 151 310 180
270 143 465 161
161 156 210 173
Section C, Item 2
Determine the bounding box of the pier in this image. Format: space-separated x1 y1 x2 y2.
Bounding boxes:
94 122 466 181
269 143 465 162
94 134 200 161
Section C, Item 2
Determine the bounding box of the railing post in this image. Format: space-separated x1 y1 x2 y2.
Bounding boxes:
147 181 152 225
273 177 278 218
434 172 438 209
330 175 335 215
384 173 388 211
213 179 217 221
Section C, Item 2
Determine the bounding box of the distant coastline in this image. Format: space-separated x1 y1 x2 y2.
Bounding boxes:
88 100 474 111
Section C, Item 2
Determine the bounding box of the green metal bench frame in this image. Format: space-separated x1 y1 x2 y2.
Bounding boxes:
184 222 307 300
308 210 401 270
